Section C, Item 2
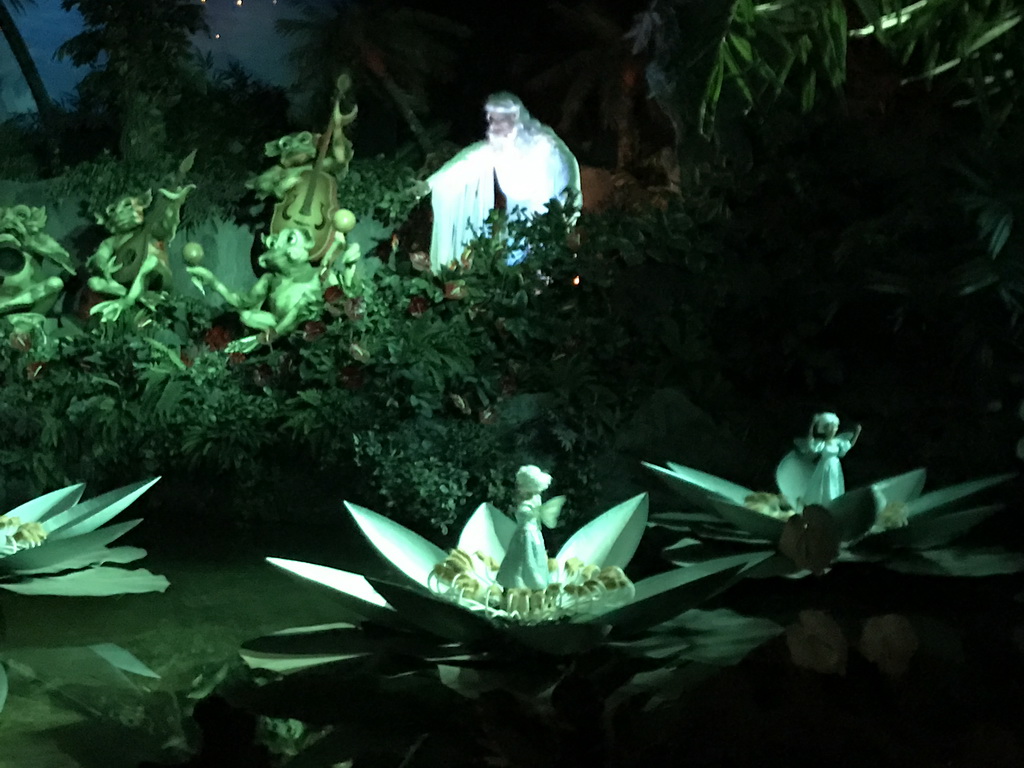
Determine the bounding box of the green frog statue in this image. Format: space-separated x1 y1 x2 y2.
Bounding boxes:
186 212 361 353
86 152 197 323
0 204 75 332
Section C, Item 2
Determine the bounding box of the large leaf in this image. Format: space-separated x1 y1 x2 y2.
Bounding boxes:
882 547 1024 577
644 461 753 507
640 608 783 665
8 545 146 576
0 520 143 572
457 502 515 561
87 643 159 678
870 468 928 505
503 621 611 656
346 502 448 589
709 499 786 543
824 485 878 542
264 558 402 627
600 553 771 638
367 578 495 643
858 504 1002 550
45 478 160 539
557 493 648 569
0 566 169 596
906 473 1014 517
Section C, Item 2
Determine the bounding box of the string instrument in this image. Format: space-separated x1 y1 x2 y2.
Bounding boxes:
112 150 197 289
270 106 339 264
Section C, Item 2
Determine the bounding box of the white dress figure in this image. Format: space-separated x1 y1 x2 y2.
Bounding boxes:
426 93 581 270
496 465 565 590
777 413 862 507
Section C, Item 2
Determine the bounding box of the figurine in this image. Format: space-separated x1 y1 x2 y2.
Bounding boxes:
86 152 197 323
187 222 358 352
248 75 358 266
495 465 566 590
426 92 582 270
0 205 74 329
778 413 862 507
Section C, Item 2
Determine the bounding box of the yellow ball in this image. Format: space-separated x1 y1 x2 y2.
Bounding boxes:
333 208 357 233
182 242 205 265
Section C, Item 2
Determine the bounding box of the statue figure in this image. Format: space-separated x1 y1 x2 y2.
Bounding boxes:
495 465 566 590
248 75 358 266
86 152 197 323
426 92 582 270
778 413 862 507
187 220 359 353
0 205 75 330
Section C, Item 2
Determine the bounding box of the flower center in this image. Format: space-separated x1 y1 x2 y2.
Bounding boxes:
427 548 635 623
744 492 796 520
0 516 47 556
873 501 909 531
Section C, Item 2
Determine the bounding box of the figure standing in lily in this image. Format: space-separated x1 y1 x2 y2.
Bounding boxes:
495 465 565 590
791 413 861 506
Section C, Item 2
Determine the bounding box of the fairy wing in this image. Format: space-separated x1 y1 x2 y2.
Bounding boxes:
538 496 566 528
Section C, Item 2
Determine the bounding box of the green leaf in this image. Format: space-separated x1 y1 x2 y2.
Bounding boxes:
709 500 786 543
907 473 1014 517
45 478 160 540
862 504 1002 550
882 547 1024 577
4 483 86 525
644 461 752 507
601 553 772 638
0 567 169 596
366 578 495 643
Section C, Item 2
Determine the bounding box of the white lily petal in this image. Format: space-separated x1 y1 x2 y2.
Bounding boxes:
651 462 753 506
240 650 360 674
457 502 515 561
267 557 390 608
346 502 449 589
46 478 160 539
775 450 815 505
871 469 928 506
557 493 648 569
4 484 86 524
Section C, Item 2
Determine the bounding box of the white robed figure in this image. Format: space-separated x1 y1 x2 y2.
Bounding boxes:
495 465 566 590
426 92 581 271
777 412 862 507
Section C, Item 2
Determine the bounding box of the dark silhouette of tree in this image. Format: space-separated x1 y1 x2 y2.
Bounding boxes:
522 2 648 170
56 0 208 165
0 0 60 163
276 0 470 154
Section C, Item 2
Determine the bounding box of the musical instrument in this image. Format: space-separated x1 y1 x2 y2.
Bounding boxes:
269 107 339 264
112 150 196 290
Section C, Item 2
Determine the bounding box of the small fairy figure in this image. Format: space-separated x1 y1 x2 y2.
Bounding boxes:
793 412 862 506
495 465 566 590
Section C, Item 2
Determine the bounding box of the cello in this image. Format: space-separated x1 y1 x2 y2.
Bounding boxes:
269 102 341 264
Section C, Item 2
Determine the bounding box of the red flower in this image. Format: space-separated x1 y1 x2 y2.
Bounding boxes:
302 320 327 342
343 297 365 321
407 296 430 317
338 365 365 390
348 342 371 363
443 281 467 300
228 352 246 365
409 250 431 272
25 361 44 380
8 332 31 352
324 286 344 305
204 326 233 351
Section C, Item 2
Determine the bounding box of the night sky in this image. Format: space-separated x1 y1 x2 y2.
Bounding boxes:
2 0 650 144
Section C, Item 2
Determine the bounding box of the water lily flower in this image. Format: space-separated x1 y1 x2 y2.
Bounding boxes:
647 458 1020 577
243 470 770 672
0 479 168 596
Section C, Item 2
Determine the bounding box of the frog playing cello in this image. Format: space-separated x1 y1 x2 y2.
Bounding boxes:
248 74 358 268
